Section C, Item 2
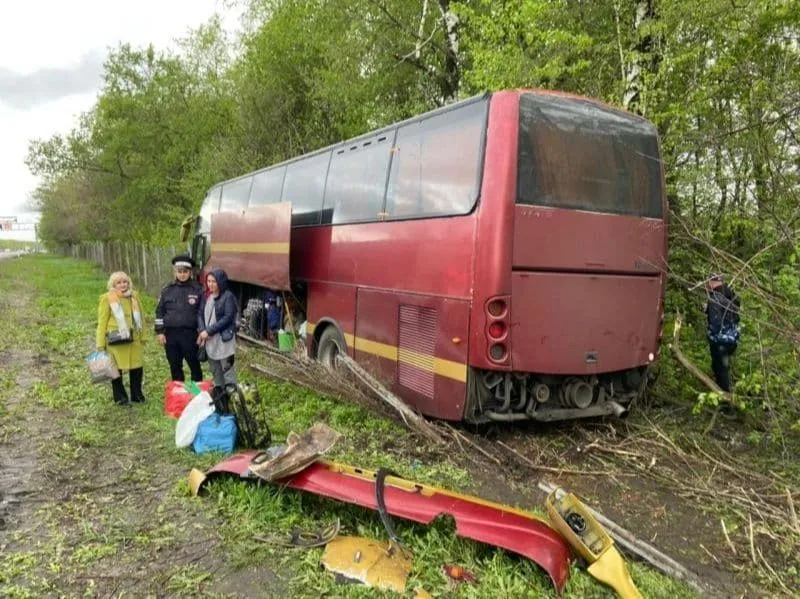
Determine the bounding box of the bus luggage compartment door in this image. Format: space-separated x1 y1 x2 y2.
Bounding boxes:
510 271 661 375
208 203 292 290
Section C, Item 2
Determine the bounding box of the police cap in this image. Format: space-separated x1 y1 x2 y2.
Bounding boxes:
172 255 196 269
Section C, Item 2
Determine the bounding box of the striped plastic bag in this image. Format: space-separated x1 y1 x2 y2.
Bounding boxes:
87 351 119 384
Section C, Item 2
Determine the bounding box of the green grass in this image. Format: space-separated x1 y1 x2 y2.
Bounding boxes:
0 255 697 598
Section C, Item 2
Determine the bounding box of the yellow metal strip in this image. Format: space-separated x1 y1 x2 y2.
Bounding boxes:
432 357 468 383
213 242 290 254
322 460 550 525
306 323 466 383
355 337 398 361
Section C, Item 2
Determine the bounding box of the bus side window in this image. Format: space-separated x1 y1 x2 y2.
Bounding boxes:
323 134 392 225
198 186 221 235
385 122 422 218
284 151 331 226
220 176 253 213
386 100 486 220
418 102 485 216
248 167 287 208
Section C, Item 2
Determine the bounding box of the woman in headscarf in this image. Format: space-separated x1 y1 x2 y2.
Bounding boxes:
197 268 238 393
96 271 146 406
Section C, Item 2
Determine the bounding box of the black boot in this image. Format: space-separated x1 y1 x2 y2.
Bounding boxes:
130 368 145 403
112 377 131 406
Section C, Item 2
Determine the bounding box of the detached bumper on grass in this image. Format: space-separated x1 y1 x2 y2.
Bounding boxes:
190 450 573 592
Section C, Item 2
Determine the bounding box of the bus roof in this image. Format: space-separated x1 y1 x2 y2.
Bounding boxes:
207 88 653 193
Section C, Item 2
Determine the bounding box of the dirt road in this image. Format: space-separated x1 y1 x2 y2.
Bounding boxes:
0 261 282 598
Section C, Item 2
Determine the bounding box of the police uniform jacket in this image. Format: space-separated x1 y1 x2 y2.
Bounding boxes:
155 280 204 333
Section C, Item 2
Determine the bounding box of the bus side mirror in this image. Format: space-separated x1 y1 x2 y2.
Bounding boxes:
180 215 194 243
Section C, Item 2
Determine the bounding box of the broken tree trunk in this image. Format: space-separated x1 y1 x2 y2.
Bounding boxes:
669 311 731 433
337 354 446 445
669 312 729 397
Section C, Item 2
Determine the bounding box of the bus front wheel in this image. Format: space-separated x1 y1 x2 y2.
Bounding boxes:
317 327 345 370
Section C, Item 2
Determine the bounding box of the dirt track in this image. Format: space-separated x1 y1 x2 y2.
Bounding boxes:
0 269 283 598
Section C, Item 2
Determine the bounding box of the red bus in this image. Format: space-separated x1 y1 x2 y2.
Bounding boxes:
188 89 667 423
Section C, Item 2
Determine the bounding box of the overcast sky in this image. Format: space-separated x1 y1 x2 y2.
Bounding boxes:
0 0 240 217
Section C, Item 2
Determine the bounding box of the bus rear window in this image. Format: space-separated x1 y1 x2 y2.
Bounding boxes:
517 94 663 218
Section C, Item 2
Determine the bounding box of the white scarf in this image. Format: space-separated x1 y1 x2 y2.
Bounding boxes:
108 290 142 337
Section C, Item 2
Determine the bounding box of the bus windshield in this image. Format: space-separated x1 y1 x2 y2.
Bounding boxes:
517 93 664 218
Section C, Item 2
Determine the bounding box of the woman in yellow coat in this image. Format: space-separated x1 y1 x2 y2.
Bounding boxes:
96 271 146 406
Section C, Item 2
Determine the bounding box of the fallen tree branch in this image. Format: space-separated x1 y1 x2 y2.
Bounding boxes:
337 354 446 445
496 441 627 477
538 482 707 596
669 312 729 398
669 311 730 434
237 331 304 364
443 424 504 467
721 518 737 555
248 363 347 402
787 488 800 534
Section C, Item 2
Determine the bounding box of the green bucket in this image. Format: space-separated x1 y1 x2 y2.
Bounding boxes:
278 331 295 352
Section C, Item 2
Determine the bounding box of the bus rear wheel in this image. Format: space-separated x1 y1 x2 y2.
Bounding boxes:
317 327 345 370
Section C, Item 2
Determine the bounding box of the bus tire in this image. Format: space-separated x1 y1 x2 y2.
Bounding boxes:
317 326 345 370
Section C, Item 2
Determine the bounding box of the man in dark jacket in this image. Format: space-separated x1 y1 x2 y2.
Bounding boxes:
155 255 204 382
702 274 741 393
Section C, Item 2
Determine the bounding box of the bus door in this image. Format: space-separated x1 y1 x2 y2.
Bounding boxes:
207 203 293 290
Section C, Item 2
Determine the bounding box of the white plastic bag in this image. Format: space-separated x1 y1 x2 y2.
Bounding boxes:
87 351 119 384
175 391 215 448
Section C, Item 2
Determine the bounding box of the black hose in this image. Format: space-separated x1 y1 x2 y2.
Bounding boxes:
375 468 403 547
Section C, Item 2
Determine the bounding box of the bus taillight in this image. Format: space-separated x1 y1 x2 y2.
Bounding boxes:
486 295 510 363
489 322 506 339
489 343 507 361
487 299 507 317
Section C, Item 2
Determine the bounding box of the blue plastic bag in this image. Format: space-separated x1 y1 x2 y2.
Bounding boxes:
192 413 237 454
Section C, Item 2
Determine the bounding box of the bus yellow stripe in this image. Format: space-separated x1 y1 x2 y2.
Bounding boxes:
307 322 467 383
432 357 468 382
213 242 290 254
354 337 398 361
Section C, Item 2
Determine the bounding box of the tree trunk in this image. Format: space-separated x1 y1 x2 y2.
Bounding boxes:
436 0 459 103
622 0 660 116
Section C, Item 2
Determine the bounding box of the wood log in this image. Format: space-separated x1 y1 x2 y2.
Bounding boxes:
338 354 446 445
669 312 729 397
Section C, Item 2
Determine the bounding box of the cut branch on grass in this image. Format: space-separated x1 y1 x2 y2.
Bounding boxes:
337 354 446 445
787 488 799 534
721 518 737 555
496 440 631 477
443 423 504 467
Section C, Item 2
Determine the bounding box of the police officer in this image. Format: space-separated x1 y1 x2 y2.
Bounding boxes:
155 255 204 382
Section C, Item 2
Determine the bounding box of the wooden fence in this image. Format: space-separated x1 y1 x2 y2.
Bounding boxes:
59 242 185 297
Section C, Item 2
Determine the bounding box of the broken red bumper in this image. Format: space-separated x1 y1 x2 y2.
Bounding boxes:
202 452 572 591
